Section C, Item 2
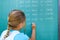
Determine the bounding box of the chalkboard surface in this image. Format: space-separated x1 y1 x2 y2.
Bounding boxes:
0 0 58 40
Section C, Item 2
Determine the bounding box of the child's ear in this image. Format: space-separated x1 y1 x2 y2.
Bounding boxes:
23 22 26 27
19 23 23 26
17 23 23 29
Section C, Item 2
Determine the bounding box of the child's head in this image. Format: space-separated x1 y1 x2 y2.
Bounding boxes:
4 9 26 39
8 9 26 30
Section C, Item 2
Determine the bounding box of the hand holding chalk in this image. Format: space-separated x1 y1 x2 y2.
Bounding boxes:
32 23 36 30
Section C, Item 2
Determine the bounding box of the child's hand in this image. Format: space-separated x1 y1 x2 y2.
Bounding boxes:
32 23 36 30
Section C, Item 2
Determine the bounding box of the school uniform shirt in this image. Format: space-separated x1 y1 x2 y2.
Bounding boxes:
0 30 29 40
0 37 1 40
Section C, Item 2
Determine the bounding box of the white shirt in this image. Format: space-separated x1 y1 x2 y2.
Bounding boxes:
0 30 20 40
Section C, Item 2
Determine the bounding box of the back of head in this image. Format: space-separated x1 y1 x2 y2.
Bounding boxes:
9 9 26 28
3 9 26 39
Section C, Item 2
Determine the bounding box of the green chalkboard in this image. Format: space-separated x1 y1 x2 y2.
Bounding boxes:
0 0 58 40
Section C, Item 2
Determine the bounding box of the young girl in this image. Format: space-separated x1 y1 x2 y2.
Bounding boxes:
0 10 36 40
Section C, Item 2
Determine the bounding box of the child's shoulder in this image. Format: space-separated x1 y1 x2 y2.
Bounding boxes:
15 32 29 38
14 32 29 40
1 30 8 36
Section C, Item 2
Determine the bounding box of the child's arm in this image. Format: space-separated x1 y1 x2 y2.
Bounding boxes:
30 23 36 40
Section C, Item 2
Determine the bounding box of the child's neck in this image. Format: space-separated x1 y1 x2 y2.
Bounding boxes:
12 28 20 31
